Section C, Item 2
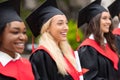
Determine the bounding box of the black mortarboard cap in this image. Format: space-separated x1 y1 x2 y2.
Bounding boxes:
78 0 107 27
26 0 64 37
0 0 22 31
108 0 120 18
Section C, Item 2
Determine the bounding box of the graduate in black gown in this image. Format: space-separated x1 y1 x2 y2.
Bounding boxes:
77 0 120 80
108 0 120 54
0 0 34 80
26 0 88 80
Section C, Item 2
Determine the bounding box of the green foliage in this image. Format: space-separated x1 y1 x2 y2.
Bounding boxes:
67 19 84 50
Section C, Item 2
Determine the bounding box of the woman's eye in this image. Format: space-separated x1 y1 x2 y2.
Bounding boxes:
12 31 19 34
102 17 107 19
57 22 63 25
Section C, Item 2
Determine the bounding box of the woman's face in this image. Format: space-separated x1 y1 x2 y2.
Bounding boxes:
100 12 111 33
48 15 68 43
0 21 27 55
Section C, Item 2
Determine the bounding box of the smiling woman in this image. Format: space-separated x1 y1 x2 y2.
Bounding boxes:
47 15 68 44
77 0 120 80
1 21 27 57
26 0 85 80
100 12 111 33
0 0 34 80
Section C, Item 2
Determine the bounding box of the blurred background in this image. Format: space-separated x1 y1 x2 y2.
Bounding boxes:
0 0 118 58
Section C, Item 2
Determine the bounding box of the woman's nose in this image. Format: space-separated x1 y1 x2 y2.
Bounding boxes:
64 24 68 30
106 19 111 25
19 33 27 41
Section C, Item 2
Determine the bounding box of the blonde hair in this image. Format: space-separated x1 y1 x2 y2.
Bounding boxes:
39 17 77 75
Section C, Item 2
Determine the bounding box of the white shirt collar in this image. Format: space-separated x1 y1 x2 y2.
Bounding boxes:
118 23 120 28
0 51 21 66
89 34 107 44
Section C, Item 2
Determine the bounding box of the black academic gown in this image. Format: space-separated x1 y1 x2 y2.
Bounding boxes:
113 28 120 54
77 39 120 80
30 46 81 80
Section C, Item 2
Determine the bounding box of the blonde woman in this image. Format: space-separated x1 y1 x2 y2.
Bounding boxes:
26 0 86 80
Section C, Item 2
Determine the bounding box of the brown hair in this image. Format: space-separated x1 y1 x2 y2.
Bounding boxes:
85 12 117 53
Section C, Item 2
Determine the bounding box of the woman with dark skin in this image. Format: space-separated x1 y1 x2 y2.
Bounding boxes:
0 0 34 80
77 0 120 80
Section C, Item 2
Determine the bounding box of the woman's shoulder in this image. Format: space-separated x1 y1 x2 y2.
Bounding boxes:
31 45 50 57
78 45 96 51
78 45 98 56
29 49 52 61
31 49 48 57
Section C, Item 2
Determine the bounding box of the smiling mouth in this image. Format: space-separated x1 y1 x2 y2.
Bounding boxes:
61 32 67 35
15 43 25 49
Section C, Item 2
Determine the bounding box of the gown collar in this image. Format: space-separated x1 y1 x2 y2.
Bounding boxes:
0 51 21 66
89 34 107 44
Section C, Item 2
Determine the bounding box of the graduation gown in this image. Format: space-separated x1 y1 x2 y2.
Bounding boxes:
77 38 120 80
30 46 82 80
113 28 120 54
0 58 35 80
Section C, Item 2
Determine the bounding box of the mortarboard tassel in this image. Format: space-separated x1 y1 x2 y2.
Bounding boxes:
32 35 35 53
76 26 80 42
